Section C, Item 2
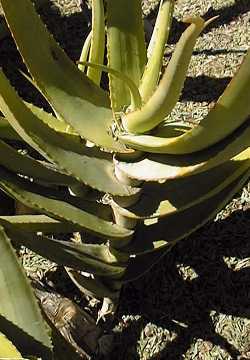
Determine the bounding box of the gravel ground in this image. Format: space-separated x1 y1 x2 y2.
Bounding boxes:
0 0 249 359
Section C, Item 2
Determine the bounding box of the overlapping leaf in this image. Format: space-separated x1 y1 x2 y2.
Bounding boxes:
115 120 250 181
140 0 175 101
122 16 207 133
106 0 146 112
0 227 52 357
114 156 250 220
3 223 126 278
0 71 137 196
0 167 133 240
0 215 81 234
1 0 127 152
120 168 250 256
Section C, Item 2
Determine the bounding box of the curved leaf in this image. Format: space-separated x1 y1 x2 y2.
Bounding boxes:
0 71 137 196
79 61 142 110
106 0 146 112
3 224 126 278
122 17 206 133
125 48 250 151
0 316 52 360
121 168 250 256
78 31 92 72
115 120 250 181
0 116 22 141
114 157 250 219
0 215 83 233
1 0 126 152
66 268 120 299
0 139 75 185
0 227 52 356
87 0 105 84
0 331 22 358
140 0 175 101
0 167 133 240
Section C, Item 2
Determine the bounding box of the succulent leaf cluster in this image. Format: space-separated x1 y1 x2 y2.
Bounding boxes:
0 0 249 357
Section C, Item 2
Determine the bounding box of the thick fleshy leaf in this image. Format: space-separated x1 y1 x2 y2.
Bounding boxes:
0 227 52 356
0 331 22 358
119 121 194 152
66 268 119 299
0 139 75 185
140 0 175 101
0 316 52 360
0 215 83 233
114 157 250 219
26 102 81 141
87 0 105 84
125 49 250 151
79 61 142 110
78 31 92 72
0 71 137 196
1 0 126 152
0 116 22 140
115 120 250 181
3 224 126 278
120 168 250 256
106 0 146 111
0 167 133 240
122 17 207 133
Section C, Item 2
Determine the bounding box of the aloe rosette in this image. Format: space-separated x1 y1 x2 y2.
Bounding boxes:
0 0 249 357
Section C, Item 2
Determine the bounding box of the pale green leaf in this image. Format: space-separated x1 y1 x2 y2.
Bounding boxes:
0 167 132 240
3 224 126 278
106 0 146 112
0 227 52 356
115 121 250 181
87 0 105 84
115 157 250 219
0 71 137 196
1 0 126 152
122 17 206 133
140 0 175 101
121 168 250 256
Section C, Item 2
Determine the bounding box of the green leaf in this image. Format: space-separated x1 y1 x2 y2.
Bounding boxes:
0 139 75 185
87 0 105 85
122 17 206 133
78 31 92 72
1 0 126 152
140 0 175 101
79 61 142 110
0 167 133 240
0 227 52 356
121 168 250 256
0 116 22 141
26 102 81 141
0 71 137 196
66 268 120 299
106 0 146 112
0 215 82 233
3 224 126 278
125 48 250 151
118 121 194 152
114 157 250 219
115 120 250 182
0 331 22 358
0 315 52 359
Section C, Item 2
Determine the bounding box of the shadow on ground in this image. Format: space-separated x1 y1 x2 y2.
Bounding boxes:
168 0 250 43
112 207 250 359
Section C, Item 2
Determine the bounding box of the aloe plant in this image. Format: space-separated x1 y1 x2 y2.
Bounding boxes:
0 0 250 357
